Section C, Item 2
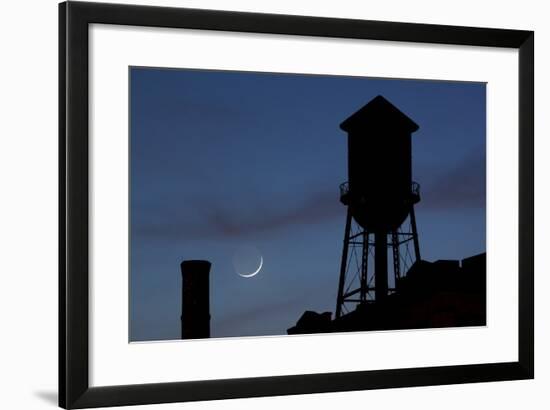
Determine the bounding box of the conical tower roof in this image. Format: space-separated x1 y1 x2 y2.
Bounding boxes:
340 95 419 133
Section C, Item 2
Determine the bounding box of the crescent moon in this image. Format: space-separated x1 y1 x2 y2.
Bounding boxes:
238 256 263 278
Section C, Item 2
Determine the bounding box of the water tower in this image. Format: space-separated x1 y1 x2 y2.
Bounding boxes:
335 95 421 319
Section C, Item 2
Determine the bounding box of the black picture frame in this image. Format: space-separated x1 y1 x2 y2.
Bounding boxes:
59 1 534 408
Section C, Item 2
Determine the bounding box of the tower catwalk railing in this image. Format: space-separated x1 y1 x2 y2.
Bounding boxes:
339 181 421 205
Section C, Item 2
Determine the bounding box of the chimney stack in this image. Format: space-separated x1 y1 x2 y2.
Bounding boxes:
180 260 211 339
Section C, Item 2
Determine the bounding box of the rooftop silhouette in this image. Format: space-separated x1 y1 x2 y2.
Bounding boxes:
288 253 486 334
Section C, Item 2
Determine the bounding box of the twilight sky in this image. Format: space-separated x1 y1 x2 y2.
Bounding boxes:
129 67 486 342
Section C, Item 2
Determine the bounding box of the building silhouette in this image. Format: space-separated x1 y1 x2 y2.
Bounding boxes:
288 253 486 334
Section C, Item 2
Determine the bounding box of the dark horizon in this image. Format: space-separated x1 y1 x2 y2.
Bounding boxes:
130 67 486 342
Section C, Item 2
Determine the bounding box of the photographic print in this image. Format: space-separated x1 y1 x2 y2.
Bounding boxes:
129 67 486 342
60 5 533 406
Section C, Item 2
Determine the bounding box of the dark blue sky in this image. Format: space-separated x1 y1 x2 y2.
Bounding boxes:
130 67 486 341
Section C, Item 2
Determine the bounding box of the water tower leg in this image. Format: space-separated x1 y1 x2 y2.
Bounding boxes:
410 206 421 262
335 208 353 319
359 231 369 304
374 231 388 302
391 231 401 282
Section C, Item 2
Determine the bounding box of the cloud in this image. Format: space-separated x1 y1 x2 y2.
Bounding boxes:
420 150 486 210
134 150 486 243
134 189 343 241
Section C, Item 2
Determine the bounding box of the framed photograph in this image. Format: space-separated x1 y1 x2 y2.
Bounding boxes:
59 1 534 408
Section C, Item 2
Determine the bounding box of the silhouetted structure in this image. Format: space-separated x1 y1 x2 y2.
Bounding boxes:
180 260 211 339
336 96 421 318
288 253 486 334
287 95 486 336
287 311 332 335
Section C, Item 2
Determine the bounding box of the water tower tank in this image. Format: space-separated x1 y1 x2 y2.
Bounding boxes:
339 95 420 232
